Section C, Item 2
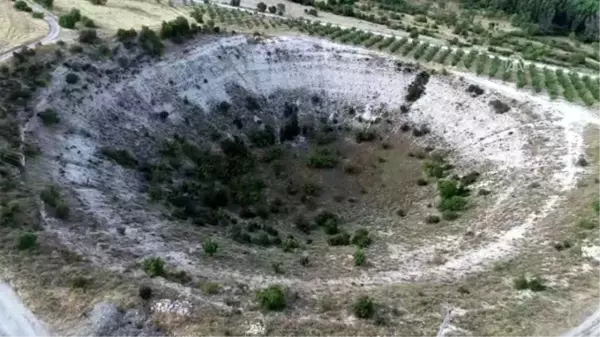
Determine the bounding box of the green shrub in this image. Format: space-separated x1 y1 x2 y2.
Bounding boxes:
32 12 44 19
315 211 340 234
439 195 467 211
307 148 339 169
81 16 96 28
40 185 61 207
14 1 32 12
160 16 191 42
58 9 82 29
17 232 38 250
139 26 164 56
116 28 137 42
55 201 70 219
142 257 166 277
203 238 218 256
282 235 299 252
594 200 599 214
422 160 446 178
65 73 79 84
437 179 466 199
257 285 286 311
38 108 60 125
354 248 366 266
78 29 98 44
351 228 371 248
354 295 374 318
327 232 350 246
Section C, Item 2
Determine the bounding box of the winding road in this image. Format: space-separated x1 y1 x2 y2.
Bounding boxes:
0 0 60 62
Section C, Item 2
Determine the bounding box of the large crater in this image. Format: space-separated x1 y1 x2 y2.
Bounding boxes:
20 35 598 335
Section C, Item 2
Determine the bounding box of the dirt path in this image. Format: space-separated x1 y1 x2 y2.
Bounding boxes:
0 0 60 63
563 309 600 337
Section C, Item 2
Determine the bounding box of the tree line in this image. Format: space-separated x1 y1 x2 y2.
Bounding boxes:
462 0 599 41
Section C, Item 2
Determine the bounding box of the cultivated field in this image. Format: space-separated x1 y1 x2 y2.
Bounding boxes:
0 0 48 54
52 0 190 32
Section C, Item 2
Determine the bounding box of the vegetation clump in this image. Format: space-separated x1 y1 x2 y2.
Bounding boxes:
354 295 374 318
513 275 546 292
327 232 350 246
351 228 372 248
203 238 218 256
37 108 60 125
17 232 38 250
307 148 339 169
257 285 286 311
354 248 366 266
142 257 166 277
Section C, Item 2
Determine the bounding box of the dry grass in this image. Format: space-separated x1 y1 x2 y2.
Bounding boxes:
52 0 190 32
0 1 48 54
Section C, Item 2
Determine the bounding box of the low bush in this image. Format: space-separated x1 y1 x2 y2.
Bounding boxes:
14 1 33 12
40 185 61 207
32 12 44 19
55 201 70 220
139 285 152 300
17 232 38 250
58 9 82 29
78 29 98 44
65 73 79 84
354 295 374 318
353 248 366 266
439 195 467 212
142 257 166 277
355 129 377 143
425 215 440 224
203 238 218 256
257 285 286 311
513 275 546 291
282 235 299 252
37 108 60 125
351 228 371 248
307 148 339 169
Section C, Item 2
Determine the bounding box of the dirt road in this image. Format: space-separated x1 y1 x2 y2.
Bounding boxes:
0 0 60 62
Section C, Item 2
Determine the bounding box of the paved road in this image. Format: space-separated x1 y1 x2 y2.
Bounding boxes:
0 0 60 62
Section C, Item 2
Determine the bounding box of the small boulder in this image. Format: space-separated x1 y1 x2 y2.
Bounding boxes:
576 154 589 167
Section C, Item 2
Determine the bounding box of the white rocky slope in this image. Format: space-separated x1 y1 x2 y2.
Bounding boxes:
29 36 596 286
15 35 598 335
